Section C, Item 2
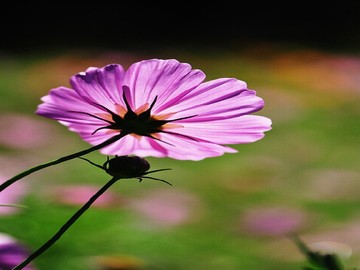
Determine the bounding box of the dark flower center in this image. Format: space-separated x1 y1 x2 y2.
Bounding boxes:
70 92 196 142
93 94 170 137
110 95 168 136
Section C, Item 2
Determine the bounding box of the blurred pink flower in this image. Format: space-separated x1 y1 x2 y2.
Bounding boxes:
36 59 271 160
129 188 201 228
0 232 36 270
0 113 55 150
48 184 124 208
239 206 306 237
0 175 27 215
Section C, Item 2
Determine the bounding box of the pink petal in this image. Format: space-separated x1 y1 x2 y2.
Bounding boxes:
159 78 247 113
70 64 125 109
147 133 238 160
165 86 265 120
37 87 106 125
123 59 206 110
98 133 236 160
177 115 272 144
100 135 168 158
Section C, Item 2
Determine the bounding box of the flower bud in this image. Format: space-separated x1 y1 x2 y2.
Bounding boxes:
106 156 150 178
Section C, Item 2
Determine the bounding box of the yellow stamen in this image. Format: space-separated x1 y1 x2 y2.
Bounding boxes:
115 104 127 117
105 129 120 134
130 133 143 140
162 123 183 129
149 133 162 140
152 112 176 120
95 113 113 122
135 103 150 114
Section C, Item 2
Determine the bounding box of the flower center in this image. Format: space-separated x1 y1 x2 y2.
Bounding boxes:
111 100 168 136
93 95 168 136
80 93 196 141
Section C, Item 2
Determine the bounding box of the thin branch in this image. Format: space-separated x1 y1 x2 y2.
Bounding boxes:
12 177 120 270
0 134 125 192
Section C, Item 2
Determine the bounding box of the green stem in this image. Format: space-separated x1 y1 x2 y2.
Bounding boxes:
0 134 124 192
12 176 119 270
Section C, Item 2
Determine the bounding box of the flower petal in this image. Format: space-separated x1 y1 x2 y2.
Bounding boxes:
123 59 206 111
36 86 110 129
161 78 247 111
155 133 238 160
100 136 168 158
175 115 272 144
161 78 264 120
98 133 236 160
70 64 125 109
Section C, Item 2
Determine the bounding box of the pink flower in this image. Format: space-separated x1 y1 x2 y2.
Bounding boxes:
48 184 124 208
129 188 201 228
0 175 27 215
0 113 55 150
240 206 306 237
36 59 271 160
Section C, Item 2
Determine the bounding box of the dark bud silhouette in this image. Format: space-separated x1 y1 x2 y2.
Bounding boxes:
79 155 172 185
105 155 150 178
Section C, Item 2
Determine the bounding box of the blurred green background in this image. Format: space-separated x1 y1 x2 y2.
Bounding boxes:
1 4 360 270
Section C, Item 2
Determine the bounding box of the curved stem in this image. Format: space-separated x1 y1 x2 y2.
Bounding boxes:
12 176 120 270
0 134 124 192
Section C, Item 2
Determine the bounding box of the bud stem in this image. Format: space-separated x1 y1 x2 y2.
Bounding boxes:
12 176 119 270
0 134 124 192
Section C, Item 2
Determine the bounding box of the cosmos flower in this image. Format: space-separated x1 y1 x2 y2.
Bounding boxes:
37 59 271 160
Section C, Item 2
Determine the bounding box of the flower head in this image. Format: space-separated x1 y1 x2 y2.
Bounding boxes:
37 59 271 160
